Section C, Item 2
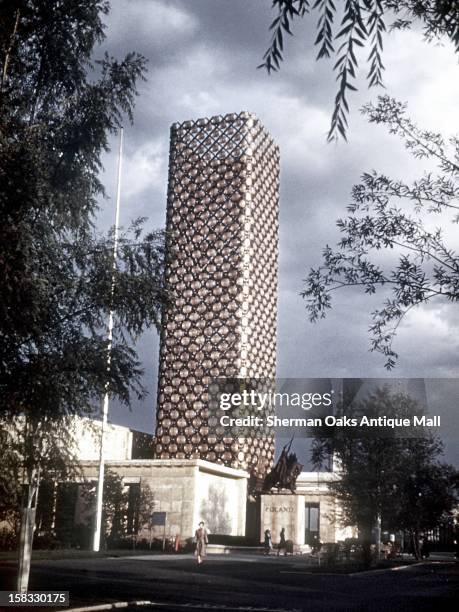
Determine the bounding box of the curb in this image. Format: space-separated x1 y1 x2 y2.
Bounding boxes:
66 601 299 612
66 603 151 612
348 561 429 577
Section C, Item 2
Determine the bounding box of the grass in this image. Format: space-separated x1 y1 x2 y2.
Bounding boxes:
0 548 172 561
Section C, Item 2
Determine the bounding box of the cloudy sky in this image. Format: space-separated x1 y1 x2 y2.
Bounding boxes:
93 1 459 460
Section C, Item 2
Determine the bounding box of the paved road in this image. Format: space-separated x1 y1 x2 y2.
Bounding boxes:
1 554 458 612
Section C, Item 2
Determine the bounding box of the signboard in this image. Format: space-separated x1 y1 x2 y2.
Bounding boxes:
151 511 167 526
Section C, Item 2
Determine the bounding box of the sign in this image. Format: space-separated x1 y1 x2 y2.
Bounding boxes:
265 506 294 513
151 511 167 526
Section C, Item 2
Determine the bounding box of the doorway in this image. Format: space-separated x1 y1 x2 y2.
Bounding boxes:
305 502 320 545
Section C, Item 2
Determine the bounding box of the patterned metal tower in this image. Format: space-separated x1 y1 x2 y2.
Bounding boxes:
154 111 279 475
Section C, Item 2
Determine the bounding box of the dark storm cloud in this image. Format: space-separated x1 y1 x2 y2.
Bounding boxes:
96 1 459 450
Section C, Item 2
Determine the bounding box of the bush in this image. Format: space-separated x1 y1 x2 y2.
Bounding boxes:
183 537 195 552
207 534 259 546
106 536 136 550
0 527 18 551
33 532 61 550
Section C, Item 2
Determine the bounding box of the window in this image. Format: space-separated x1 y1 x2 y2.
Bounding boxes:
305 503 320 545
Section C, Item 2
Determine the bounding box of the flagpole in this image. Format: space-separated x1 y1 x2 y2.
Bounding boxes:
93 127 124 552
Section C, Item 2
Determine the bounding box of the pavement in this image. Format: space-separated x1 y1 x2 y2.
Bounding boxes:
0 552 457 612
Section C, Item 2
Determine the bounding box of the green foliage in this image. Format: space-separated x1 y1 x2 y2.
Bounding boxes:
0 414 93 548
0 3 164 574
101 470 127 542
303 95 459 368
80 470 127 543
312 387 458 549
390 460 458 538
137 482 156 533
0 1 165 423
82 472 155 544
260 1 459 140
0 425 22 534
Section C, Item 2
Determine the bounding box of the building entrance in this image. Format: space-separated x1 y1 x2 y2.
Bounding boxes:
305 502 319 545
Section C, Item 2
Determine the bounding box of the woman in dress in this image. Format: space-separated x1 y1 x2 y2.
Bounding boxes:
195 521 208 564
277 527 287 556
264 529 273 555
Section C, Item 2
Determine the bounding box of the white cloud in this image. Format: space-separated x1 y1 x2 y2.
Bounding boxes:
388 301 459 376
383 30 459 133
108 0 199 42
122 139 165 199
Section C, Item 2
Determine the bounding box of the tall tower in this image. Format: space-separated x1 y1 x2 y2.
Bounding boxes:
154 112 279 475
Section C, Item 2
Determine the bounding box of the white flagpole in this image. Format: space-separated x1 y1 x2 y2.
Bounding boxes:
93 127 124 552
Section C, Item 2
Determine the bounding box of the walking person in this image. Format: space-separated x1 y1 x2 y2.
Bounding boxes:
277 527 287 556
195 521 208 564
421 536 430 559
264 529 273 555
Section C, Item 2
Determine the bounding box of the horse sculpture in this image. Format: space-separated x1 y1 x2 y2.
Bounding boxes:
262 438 303 493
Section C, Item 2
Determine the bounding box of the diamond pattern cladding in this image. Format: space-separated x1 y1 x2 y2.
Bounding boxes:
154 111 279 475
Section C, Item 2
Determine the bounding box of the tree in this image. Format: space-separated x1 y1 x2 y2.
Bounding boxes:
81 472 156 547
98 470 127 545
302 95 459 368
82 469 128 545
0 424 22 540
0 415 87 533
389 459 458 558
136 482 156 539
312 386 458 563
0 0 165 589
260 1 459 140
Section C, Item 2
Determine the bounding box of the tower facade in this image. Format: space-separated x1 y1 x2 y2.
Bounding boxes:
154 111 279 474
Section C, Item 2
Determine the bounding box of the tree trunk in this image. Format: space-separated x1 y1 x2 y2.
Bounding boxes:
375 513 381 561
360 524 373 567
16 467 40 593
17 505 36 592
411 530 421 561
1 9 21 95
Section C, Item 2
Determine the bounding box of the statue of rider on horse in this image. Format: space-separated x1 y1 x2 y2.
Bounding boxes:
262 437 303 493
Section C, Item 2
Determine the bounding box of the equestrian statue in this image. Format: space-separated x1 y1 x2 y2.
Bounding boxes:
262 438 303 493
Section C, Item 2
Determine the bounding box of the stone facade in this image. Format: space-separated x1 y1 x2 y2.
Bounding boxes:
155 112 279 474
261 472 353 547
261 494 305 546
78 459 248 540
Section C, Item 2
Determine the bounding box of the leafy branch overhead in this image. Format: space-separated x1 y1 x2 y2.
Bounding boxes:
302 95 459 368
260 0 459 140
